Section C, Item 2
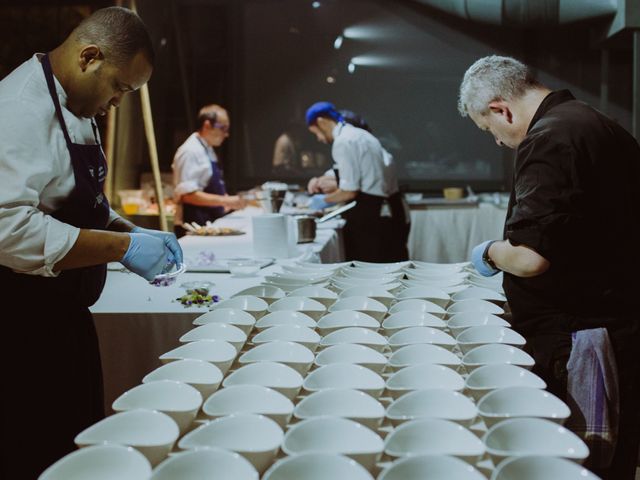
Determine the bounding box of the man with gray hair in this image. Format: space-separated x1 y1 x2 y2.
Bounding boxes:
459 55 639 479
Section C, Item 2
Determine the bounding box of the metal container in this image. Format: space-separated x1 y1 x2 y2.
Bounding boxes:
295 215 317 243
255 189 286 213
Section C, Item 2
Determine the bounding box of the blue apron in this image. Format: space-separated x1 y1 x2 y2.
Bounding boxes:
182 137 227 225
1 54 108 477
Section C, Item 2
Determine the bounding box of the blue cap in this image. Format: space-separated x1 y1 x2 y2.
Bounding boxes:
305 101 343 126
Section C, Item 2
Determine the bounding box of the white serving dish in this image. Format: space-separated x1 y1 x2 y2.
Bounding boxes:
319 327 388 352
314 343 387 373
211 296 269 319
254 311 317 330
74 410 179 466
456 326 526 354
267 296 327 320
316 310 380 335
252 325 321 351
159 340 237 374
388 343 462 370
142 359 222 399
382 311 447 334
179 323 247 351
489 456 601 480
263 453 374 480
233 285 286 305
385 364 465 398
238 341 314 374
151 448 258 480
465 364 546 401
461 343 535 372
386 388 478 427
221 361 303 400
387 326 457 351
282 416 384 470
388 299 446 318
294 388 385 429
378 454 486 480
303 363 385 398
448 312 511 338
192 308 256 334
202 384 294 428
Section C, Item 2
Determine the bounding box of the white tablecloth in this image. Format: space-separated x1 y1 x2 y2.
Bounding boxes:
91 209 344 411
408 203 507 263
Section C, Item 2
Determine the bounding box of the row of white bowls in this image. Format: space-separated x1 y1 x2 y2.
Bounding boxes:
40 260 594 480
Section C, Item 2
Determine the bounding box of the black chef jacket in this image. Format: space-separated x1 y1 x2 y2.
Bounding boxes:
503 90 640 336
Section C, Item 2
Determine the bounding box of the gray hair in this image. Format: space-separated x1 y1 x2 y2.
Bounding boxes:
73 6 154 68
458 55 540 117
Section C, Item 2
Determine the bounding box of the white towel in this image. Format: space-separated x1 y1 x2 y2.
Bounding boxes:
566 327 619 468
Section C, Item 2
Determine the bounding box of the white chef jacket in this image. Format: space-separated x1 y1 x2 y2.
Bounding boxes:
0 54 119 277
171 132 220 226
331 122 398 197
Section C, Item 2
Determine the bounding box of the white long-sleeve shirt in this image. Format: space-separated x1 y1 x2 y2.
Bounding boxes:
171 132 221 226
0 54 118 276
331 122 398 197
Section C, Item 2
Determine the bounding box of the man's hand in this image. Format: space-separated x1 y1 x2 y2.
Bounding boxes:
131 227 183 266
222 195 247 211
308 193 335 211
471 240 500 277
121 233 173 281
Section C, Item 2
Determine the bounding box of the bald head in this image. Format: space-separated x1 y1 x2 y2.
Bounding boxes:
73 6 154 68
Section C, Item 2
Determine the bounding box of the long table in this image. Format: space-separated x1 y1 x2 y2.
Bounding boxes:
91 209 344 411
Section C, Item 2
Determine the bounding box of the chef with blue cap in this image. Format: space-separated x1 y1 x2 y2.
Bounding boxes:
305 101 410 262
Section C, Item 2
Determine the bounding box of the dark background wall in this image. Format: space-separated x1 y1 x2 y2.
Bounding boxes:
0 0 635 195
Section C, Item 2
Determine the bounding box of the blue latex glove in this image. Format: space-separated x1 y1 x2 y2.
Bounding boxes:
308 193 335 211
121 233 172 281
132 226 184 267
471 240 500 277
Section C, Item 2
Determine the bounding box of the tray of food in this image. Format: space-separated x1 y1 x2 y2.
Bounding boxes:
183 221 245 236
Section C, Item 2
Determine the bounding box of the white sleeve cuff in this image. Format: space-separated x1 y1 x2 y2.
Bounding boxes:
173 181 201 200
339 178 359 191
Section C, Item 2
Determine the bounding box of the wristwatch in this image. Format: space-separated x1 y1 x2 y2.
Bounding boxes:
482 240 498 270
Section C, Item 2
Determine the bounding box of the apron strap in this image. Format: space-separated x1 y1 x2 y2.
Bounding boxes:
41 54 73 148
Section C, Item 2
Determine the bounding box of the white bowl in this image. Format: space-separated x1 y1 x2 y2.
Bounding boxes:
112 381 202 434
222 361 303 400
465 364 546 401
462 344 535 372
239 341 314 374
402 280 469 295
203 384 294 428
314 343 387 373
255 311 317 330
233 285 286 305
263 280 327 293
477 386 571 428
412 260 470 270
193 308 256 334
456 326 526 354
448 312 511 338
74 410 179 466
352 260 410 270
159 340 237 374
303 363 385 398
404 272 467 287
319 327 388 352
395 286 451 308
268 270 333 283
378 454 486 480
388 299 446 318
385 364 465 398
339 286 395 307
212 296 269 319
447 299 505 315
295 261 351 270
384 418 485 464
331 276 399 291
287 286 338 307
452 286 506 304
388 344 462 370
151 448 258 480
179 323 247 351
39 444 152 480
294 388 385 429
490 456 601 480
316 311 380 335
283 264 341 275
263 453 374 480
252 325 321 351
282 416 384 470
385 389 478 427
142 359 222 399
267 296 327 320
382 311 447 334
483 418 589 465
178 413 283 473
387 327 456 351
328 296 388 321
340 269 403 280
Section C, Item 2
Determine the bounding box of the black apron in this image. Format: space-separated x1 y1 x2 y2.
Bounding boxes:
342 190 410 262
1 54 107 478
182 137 227 226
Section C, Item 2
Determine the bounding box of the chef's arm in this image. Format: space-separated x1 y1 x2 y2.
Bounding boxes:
53 229 131 270
325 189 357 204
487 240 550 277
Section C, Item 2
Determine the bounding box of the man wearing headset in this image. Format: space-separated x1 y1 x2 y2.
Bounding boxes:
172 104 246 237
305 101 410 262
